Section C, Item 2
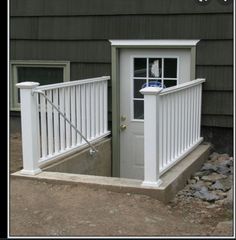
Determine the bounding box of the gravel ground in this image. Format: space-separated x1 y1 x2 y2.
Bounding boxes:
9 133 234 237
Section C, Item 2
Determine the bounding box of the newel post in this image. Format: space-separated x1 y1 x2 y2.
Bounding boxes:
16 82 41 175
140 87 163 187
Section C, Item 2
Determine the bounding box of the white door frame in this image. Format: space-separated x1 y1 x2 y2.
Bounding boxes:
109 39 200 177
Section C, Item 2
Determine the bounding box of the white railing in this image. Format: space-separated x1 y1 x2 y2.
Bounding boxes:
140 78 205 186
16 76 110 175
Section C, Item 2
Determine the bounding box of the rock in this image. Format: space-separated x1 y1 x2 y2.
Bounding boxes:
217 189 233 208
212 221 233 236
201 163 217 172
209 152 220 161
216 164 232 175
209 179 232 192
190 181 206 191
193 188 220 202
190 182 220 202
187 179 196 185
217 154 230 162
201 173 227 182
194 171 210 178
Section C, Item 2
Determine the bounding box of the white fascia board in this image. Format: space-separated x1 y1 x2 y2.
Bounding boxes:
109 39 200 47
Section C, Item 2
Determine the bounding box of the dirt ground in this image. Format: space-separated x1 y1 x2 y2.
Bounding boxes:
9 133 234 237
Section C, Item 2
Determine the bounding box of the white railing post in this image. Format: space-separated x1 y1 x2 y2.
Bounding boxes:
16 82 41 175
140 87 163 187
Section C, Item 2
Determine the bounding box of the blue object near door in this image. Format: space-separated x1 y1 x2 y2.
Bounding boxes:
142 81 166 89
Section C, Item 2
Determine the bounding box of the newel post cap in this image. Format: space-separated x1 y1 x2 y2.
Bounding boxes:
140 87 163 95
16 82 40 89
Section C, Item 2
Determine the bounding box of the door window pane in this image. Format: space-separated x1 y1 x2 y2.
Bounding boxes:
134 79 146 98
164 58 177 78
149 58 162 78
134 58 146 77
134 100 144 119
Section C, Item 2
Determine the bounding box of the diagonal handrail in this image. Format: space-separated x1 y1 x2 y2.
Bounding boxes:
33 89 98 156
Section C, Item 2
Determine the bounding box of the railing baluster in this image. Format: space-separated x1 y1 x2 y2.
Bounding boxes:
192 86 197 144
162 96 167 167
104 80 108 133
76 85 82 144
190 89 193 146
159 99 163 171
53 89 59 153
197 85 201 139
40 93 47 157
59 88 65 151
167 96 171 164
71 86 76 146
81 84 86 142
46 90 53 155
95 82 100 137
184 89 188 150
91 83 95 139
174 92 178 158
170 94 175 161
99 81 104 134
86 84 91 140
65 87 71 148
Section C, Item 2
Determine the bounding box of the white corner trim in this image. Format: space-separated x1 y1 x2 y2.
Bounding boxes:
109 39 200 47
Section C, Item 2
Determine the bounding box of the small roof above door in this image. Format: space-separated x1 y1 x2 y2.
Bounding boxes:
109 39 200 47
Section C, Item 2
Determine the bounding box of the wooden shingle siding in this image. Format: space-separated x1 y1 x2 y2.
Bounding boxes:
70 63 111 80
10 14 233 40
201 115 233 128
10 0 233 128
10 40 111 63
196 40 233 66
197 66 233 91
10 40 233 65
202 92 233 115
10 0 233 16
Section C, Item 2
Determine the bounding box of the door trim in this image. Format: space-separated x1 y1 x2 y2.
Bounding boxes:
110 40 199 177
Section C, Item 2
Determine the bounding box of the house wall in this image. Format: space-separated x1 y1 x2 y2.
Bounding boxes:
10 0 233 154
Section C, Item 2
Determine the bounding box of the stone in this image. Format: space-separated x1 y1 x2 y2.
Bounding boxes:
193 188 220 202
187 179 196 185
216 164 232 175
217 189 233 208
209 152 220 161
217 154 230 162
194 170 211 178
190 182 220 202
190 181 206 191
201 163 217 172
201 173 227 182
209 179 232 192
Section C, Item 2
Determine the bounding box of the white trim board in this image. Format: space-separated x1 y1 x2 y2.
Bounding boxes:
109 39 200 47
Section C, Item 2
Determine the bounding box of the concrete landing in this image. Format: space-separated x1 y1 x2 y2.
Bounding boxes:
12 143 211 203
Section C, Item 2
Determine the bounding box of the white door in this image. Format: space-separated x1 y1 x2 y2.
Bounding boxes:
119 48 191 180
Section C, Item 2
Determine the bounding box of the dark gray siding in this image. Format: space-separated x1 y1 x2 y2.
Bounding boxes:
10 0 233 129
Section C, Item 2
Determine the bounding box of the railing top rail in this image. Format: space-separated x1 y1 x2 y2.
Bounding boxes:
160 78 205 96
35 76 110 91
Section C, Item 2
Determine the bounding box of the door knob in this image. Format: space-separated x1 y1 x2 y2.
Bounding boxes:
120 124 127 131
121 115 126 121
